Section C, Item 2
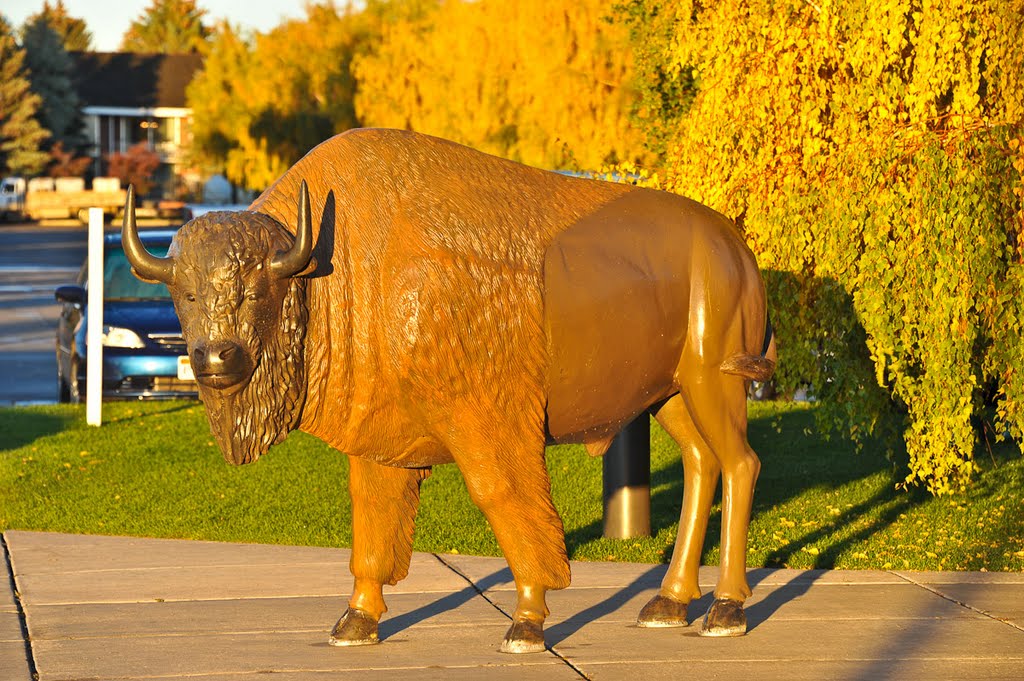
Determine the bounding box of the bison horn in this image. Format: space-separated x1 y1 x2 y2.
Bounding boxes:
271 179 315 277
121 184 174 284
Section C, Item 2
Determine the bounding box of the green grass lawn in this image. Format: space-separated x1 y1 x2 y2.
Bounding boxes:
1 400 1022 572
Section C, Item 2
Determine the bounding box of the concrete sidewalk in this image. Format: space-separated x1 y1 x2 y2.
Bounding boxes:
2 531 1022 680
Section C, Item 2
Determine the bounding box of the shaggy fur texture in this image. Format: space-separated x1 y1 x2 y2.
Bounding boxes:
171 212 310 465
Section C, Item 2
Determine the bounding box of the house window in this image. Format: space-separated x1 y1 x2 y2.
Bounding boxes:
99 115 123 156
133 118 159 148
157 118 174 145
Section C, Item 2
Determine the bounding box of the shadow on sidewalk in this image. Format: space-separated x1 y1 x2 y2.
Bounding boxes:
379 567 514 640
543 565 820 645
379 560 827 646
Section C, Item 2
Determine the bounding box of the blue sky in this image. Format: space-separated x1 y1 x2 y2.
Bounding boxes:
2 0 309 51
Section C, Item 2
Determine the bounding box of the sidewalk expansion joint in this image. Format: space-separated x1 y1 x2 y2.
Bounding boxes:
431 553 591 680
891 570 1024 634
1 533 39 680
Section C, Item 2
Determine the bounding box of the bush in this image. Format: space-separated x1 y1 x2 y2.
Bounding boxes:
106 141 160 195
620 0 1024 494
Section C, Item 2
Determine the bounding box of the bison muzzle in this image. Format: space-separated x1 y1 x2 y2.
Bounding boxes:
123 128 775 653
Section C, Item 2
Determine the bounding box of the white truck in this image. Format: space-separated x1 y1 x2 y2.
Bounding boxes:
0 176 127 223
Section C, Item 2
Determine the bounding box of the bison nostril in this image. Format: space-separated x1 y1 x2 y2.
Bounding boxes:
192 342 247 383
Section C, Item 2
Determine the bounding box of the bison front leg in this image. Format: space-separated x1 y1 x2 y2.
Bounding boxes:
330 456 429 647
447 425 570 654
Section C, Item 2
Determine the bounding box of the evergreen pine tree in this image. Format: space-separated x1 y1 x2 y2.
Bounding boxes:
21 17 84 153
0 18 49 176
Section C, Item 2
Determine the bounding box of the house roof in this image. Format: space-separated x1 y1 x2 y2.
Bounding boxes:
71 52 203 110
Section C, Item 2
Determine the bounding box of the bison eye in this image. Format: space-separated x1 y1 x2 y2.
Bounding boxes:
246 292 259 301
185 293 196 303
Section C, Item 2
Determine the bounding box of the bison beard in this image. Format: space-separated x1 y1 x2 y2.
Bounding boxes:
202 277 310 465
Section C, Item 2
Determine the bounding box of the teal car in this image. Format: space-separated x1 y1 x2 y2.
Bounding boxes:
54 229 198 401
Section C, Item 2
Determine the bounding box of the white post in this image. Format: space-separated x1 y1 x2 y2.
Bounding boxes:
86 207 104 426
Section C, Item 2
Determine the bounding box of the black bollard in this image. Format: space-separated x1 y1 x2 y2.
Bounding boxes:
602 415 651 538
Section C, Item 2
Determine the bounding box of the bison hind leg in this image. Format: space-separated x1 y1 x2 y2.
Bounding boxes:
637 592 690 628
698 598 748 637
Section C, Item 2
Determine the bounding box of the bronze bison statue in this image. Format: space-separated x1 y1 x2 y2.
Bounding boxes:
123 128 774 653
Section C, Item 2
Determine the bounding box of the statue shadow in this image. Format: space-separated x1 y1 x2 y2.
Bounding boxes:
544 565 663 646
309 191 336 278
376 560 824 645
544 566 793 647
378 567 513 641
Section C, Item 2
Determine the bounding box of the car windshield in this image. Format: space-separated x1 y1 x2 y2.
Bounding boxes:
104 246 172 301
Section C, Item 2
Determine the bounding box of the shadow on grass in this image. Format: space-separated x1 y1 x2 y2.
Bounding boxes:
762 486 923 569
0 409 74 451
565 405 915 569
102 400 199 425
0 400 201 456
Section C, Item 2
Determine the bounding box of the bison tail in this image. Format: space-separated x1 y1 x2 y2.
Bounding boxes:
721 317 776 381
720 353 775 381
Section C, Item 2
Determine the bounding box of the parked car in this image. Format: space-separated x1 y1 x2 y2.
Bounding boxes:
54 229 198 402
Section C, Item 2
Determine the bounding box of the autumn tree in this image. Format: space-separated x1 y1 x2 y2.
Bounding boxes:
186 22 252 180
188 5 378 189
120 0 210 54
47 141 90 177
363 0 440 24
27 1 92 52
615 0 693 159
354 0 644 170
621 0 1024 494
0 18 49 176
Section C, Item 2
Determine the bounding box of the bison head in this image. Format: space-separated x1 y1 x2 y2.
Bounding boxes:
122 182 317 465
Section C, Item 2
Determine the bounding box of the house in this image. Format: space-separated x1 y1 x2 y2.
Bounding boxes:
71 52 203 198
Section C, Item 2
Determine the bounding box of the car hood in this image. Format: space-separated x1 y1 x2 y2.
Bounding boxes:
102 301 182 334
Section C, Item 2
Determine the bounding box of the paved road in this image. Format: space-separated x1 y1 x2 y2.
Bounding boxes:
0 223 87 405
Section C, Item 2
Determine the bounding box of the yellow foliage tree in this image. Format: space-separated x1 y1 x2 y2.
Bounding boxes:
354 0 645 170
188 5 377 190
623 0 1024 493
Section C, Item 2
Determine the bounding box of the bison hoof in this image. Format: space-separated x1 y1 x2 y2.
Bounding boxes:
329 608 380 646
636 593 689 628
698 598 747 637
500 618 546 654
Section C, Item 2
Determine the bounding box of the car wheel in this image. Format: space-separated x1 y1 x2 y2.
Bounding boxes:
57 375 71 403
69 358 83 403
56 347 71 403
